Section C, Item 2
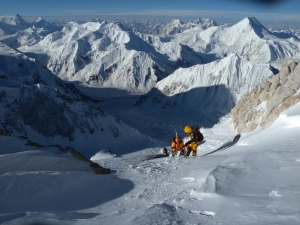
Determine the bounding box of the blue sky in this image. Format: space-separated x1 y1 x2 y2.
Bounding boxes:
0 0 299 22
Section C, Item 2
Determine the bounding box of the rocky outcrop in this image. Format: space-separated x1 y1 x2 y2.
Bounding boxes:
231 59 300 133
0 128 10 136
67 147 111 174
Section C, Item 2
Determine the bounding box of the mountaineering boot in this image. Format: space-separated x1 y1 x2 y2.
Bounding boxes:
184 146 191 156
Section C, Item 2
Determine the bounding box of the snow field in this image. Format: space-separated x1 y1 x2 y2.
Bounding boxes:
1 100 300 225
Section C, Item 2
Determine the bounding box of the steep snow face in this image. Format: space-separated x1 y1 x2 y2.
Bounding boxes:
136 53 274 127
157 17 300 68
139 33 219 64
21 21 176 92
156 53 273 97
0 43 162 157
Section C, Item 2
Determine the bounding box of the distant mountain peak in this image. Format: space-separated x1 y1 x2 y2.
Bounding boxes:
0 14 29 26
35 17 45 23
243 17 264 27
112 21 131 31
170 19 183 24
193 17 218 26
234 17 269 37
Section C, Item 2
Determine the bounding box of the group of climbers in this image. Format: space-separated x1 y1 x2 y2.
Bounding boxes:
141 125 204 162
171 125 204 157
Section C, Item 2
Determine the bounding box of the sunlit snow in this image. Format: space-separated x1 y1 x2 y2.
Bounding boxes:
1 15 300 225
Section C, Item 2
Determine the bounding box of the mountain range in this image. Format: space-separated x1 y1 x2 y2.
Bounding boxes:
0 14 300 155
0 41 162 157
12 16 298 94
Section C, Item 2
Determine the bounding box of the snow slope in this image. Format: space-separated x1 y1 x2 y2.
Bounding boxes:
1 100 299 225
135 53 275 129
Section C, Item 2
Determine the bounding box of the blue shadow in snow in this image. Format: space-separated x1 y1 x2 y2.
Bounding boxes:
134 84 236 142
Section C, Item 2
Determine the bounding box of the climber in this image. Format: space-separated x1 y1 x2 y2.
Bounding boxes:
183 125 203 156
171 136 185 156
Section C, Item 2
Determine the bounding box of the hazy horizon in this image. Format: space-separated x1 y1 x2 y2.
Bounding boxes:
18 14 300 31
0 0 299 24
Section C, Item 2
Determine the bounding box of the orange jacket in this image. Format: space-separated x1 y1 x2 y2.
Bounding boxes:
171 137 185 151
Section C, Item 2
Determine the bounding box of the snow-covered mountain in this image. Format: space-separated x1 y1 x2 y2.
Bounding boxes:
6 16 297 93
154 17 218 36
0 14 60 48
32 17 60 36
0 14 30 34
49 17 218 36
0 42 163 157
152 17 300 69
21 21 210 92
136 53 275 127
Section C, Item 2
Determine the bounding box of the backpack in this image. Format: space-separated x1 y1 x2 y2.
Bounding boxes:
193 126 203 142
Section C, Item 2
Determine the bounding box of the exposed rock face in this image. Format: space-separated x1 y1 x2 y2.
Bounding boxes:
231 59 300 133
0 128 10 136
67 147 111 174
